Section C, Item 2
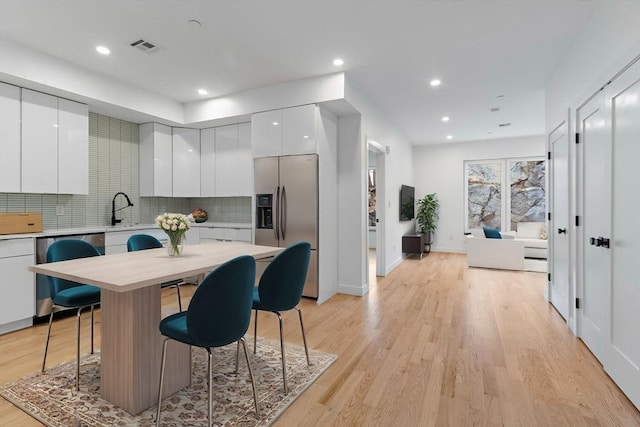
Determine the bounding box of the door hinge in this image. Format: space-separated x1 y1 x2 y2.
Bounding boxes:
575 298 581 309
547 151 551 160
575 133 580 144
575 216 580 226
548 212 552 221
547 273 551 282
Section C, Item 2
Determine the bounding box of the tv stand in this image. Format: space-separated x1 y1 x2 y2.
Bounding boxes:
402 233 430 259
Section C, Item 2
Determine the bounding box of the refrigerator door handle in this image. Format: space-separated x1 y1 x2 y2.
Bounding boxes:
274 186 280 240
281 185 287 240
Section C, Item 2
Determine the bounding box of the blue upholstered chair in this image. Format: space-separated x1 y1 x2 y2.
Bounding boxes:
156 255 260 427
127 234 184 311
42 239 102 391
252 241 312 395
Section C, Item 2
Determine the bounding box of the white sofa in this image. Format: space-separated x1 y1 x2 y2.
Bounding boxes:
514 222 548 259
465 235 525 270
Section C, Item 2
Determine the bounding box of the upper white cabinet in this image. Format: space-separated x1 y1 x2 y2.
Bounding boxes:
58 98 89 194
251 109 282 157
140 123 173 197
237 122 253 196
21 89 58 194
172 127 201 197
251 104 318 157
0 82 20 193
200 128 215 197
215 124 239 197
20 89 89 195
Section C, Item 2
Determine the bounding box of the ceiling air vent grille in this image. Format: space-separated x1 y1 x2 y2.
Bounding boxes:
498 123 512 127
130 38 162 54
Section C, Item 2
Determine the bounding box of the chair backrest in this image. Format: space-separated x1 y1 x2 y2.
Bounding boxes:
186 255 256 348
46 239 101 298
127 234 163 252
258 241 311 311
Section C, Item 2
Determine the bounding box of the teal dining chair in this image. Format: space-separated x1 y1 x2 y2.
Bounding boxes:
252 241 312 395
127 234 184 311
156 255 260 427
42 239 102 391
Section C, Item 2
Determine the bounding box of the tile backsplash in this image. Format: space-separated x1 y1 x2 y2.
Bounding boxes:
0 113 251 229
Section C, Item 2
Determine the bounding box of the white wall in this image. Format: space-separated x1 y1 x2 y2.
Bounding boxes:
412 136 545 253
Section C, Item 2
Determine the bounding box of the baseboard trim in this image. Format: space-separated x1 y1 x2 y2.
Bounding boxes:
338 282 369 296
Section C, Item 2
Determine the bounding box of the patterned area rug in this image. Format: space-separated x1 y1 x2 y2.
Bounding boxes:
0 337 336 426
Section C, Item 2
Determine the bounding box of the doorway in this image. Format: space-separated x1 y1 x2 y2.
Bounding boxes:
367 138 386 280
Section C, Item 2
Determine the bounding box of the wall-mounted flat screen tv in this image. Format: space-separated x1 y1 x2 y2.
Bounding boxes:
399 185 415 221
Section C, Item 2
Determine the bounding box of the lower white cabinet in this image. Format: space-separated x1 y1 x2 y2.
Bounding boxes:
0 238 35 334
105 228 167 255
199 227 252 243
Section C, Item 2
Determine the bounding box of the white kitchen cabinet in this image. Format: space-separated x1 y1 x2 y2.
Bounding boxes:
105 228 166 255
200 128 215 197
251 104 318 157
172 127 201 197
0 238 35 334
21 89 58 194
58 98 89 194
200 227 252 243
282 104 317 155
0 82 21 193
215 125 239 197
251 109 282 157
237 122 253 196
140 123 173 197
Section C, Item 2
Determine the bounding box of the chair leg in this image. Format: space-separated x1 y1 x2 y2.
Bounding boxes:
274 311 288 395
156 338 169 427
175 284 182 312
240 337 261 417
90 304 95 354
76 306 85 391
41 308 55 373
253 309 258 354
235 340 240 375
207 348 213 427
294 307 311 366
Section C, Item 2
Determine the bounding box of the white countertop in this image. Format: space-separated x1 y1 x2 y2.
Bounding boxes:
0 222 252 240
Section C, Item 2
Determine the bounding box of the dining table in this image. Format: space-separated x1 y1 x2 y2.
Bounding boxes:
29 240 282 415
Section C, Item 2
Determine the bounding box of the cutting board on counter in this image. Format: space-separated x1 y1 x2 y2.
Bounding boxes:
0 212 43 234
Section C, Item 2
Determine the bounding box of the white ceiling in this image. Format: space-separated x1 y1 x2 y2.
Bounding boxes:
0 0 596 145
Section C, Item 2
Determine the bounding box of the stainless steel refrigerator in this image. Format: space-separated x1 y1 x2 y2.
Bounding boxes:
254 154 318 298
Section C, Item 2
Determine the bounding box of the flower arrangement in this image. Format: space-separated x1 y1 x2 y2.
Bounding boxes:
155 213 194 256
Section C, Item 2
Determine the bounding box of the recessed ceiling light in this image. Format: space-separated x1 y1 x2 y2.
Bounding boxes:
333 58 344 66
441 116 450 122
303 135 309 139
96 46 110 55
446 135 453 140
197 88 208 95
430 79 441 87
272 122 279 126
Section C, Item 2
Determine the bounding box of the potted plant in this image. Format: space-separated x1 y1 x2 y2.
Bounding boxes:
416 193 439 244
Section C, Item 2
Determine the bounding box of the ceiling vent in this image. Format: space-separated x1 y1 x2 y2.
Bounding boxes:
130 38 162 54
490 107 500 113
498 123 512 127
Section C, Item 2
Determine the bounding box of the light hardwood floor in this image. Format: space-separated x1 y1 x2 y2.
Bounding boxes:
2 252 639 426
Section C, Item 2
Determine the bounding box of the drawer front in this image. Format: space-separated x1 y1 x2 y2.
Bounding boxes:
0 238 34 258
234 229 252 242
200 228 226 240
105 228 160 246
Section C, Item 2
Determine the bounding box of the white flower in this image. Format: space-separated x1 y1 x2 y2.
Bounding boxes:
179 222 186 230
171 224 177 231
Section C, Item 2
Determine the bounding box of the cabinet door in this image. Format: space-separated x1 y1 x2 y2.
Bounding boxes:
282 104 317 155
140 123 173 197
214 124 238 196
0 254 35 325
200 128 215 197
172 128 201 197
21 89 58 194
58 98 89 194
251 110 282 157
0 82 21 193
237 122 253 196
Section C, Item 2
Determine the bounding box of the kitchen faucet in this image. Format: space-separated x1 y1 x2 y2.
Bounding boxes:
111 192 134 226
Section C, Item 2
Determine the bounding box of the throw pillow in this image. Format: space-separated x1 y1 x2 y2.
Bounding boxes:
540 226 547 240
482 226 502 239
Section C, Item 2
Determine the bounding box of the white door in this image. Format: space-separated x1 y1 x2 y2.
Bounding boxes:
605 59 640 409
549 120 570 321
577 89 610 364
